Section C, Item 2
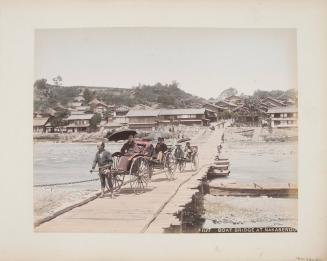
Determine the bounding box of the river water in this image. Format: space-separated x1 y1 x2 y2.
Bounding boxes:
33 142 123 218
202 139 298 230
34 137 298 229
34 142 122 186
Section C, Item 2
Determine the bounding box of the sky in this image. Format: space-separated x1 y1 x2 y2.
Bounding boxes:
35 28 297 99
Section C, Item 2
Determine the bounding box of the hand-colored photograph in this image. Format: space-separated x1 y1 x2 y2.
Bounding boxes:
33 28 297 233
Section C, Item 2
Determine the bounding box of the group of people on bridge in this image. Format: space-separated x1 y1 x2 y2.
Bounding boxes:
90 134 195 198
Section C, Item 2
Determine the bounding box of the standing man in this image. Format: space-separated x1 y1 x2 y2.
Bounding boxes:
90 142 114 198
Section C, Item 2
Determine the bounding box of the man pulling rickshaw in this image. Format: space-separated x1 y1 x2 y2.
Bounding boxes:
174 138 199 172
90 142 114 198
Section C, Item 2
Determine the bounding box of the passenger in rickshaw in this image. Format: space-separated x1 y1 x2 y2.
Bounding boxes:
154 137 168 162
184 141 194 161
117 134 141 171
145 143 155 158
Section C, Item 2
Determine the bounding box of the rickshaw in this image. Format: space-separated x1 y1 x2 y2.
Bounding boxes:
174 138 200 172
147 144 177 180
104 129 151 194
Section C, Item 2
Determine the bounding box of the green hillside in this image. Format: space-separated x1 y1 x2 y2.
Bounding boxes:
33 80 206 111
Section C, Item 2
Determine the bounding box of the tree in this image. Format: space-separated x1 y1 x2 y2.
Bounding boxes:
49 109 70 133
157 94 175 106
83 88 94 103
217 87 238 100
52 75 63 87
103 109 112 121
34 78 50 100
90 113 102 131
222 110 232 119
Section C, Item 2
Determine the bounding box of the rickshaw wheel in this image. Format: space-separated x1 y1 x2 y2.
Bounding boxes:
110 155 124 191
164 152 177 180
112 172 125 192
129 157 150 194
191 154 199 171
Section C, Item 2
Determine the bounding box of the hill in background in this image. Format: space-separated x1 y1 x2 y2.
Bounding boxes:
33 80 206 111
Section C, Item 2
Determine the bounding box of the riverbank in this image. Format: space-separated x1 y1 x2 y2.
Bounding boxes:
33 125 210 143
203 195 297 229
225 126 298 143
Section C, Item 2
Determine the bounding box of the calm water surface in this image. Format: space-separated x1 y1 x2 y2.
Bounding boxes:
33 143 122 186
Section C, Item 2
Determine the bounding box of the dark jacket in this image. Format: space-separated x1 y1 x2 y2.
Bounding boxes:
92 150 113 169
145 144 155 157
155 143 168 154
174 146 184 159
120 141 140 155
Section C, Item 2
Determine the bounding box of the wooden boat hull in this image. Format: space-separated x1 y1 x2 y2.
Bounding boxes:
234 129 255 134
209 165 229 171
207 170 230 179
214 161 230 165
209 186 298 198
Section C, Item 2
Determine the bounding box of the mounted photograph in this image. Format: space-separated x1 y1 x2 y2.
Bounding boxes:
33 28 298 233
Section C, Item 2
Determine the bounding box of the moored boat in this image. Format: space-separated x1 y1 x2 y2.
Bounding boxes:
209 185 298 198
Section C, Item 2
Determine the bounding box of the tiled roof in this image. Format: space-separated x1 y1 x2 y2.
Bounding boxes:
126 108 206 117
215 100 238 107
33 117 49 126
66 114 94 120
204 103 225 110
267 106 297 114
115 106 130 112
262 97 285 106
126 110 160 117
159 108 205 116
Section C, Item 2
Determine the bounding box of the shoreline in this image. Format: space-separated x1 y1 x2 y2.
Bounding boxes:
33 125 210 144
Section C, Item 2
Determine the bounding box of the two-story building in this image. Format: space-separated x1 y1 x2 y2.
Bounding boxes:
126 110 160 131
113 105 130 124
65 114 94 132
267 106 297 128
126 108 211 131
158 108 210 126
89 98 108 114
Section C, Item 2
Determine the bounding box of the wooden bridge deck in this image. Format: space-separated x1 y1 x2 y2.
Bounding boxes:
35 128 224 233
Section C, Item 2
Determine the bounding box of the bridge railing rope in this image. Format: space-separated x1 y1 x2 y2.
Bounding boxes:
33 178 100 188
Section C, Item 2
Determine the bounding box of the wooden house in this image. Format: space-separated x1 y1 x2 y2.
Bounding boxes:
126 110 160 131
65 114 95 132
203 103 226 121
158 108 210 126
89 98 108 114
267 106 298 128
33 117 50 133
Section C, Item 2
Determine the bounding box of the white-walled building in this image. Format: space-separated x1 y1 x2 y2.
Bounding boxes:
267 106 298 128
